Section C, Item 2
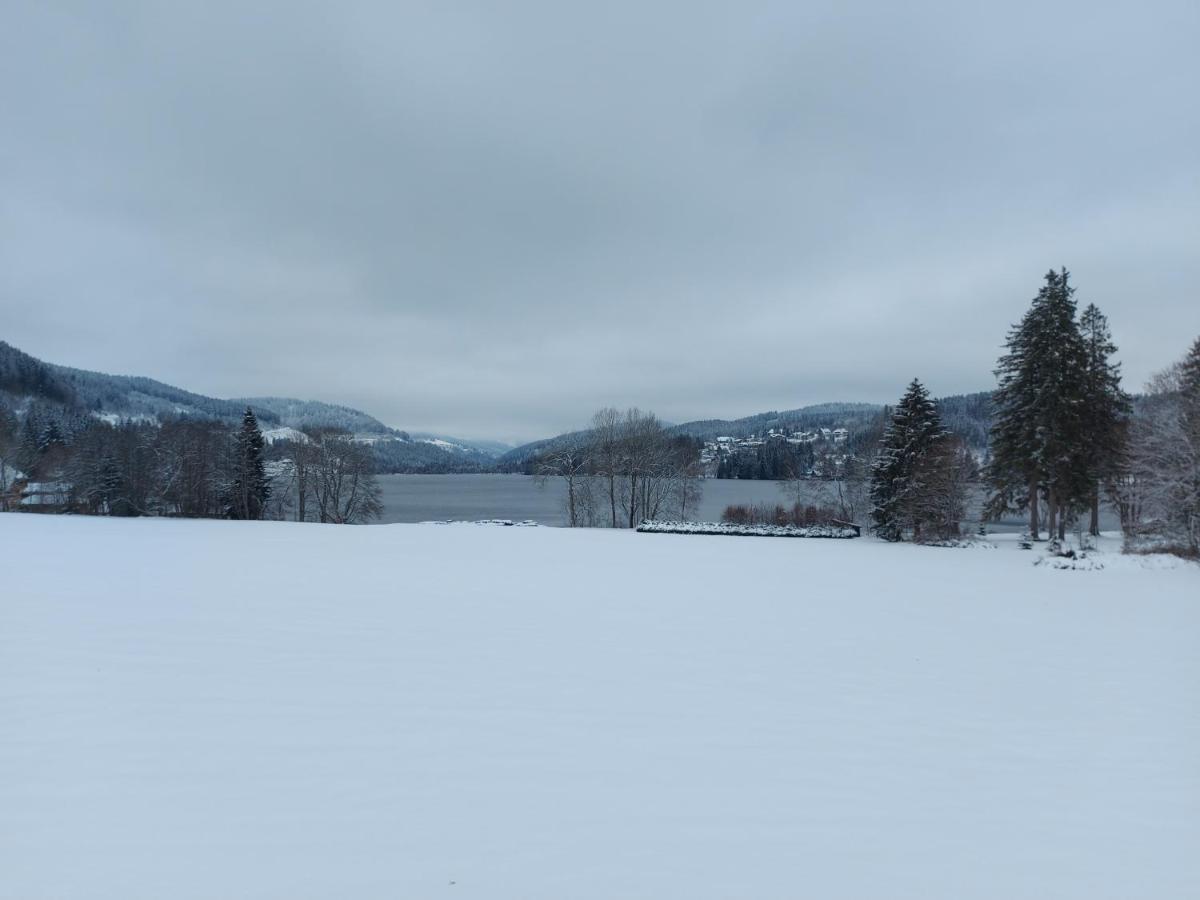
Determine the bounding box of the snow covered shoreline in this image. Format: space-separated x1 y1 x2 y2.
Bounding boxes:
1 515 1197 899
638 519 861 538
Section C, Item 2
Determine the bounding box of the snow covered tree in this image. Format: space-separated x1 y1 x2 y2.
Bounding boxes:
1181 335 1200 445
987 269 1089 540
870 379 946 541
1181 337 1200 550
1078 304 1131 535
0 404 19 510
1124 337 1200 552
909 433 976 540
226 407 270 520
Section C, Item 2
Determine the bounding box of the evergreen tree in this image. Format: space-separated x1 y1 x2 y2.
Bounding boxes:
987 268 1088 540
0 404 18 509
226 407 270 520
1179 337 1200 547
1180 336 1200 440
870 379 945 541
1078 304 1131 535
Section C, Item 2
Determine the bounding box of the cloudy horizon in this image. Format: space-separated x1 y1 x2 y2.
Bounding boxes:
3 1 1198 444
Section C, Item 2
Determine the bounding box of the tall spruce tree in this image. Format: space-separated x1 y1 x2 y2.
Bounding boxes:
227 407 270 520
870 379 945 541
1179 337 1200 547
1078 304 1131 535
1180 336 1200 439
987 269 1088 540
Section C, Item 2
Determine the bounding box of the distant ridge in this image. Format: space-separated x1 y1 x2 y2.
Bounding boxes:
0 340 505 472
4 339 993 475
497 397 993 470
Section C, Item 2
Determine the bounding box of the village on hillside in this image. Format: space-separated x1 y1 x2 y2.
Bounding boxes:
701 427 851 478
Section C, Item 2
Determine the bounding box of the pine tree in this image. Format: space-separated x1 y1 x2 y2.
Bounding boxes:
1078 304 1131 535
1178 337 1200 548
1180 336 1200 440
227 407 270 520
870 379 945 541
987 268 1088 540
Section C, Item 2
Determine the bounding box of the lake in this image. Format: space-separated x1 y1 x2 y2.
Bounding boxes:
376 474 795 525
375 473 1118 533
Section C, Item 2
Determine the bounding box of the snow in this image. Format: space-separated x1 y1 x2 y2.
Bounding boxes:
261 425 308 444
421 437 470 453
90 411 158 426
638 519 860 538
16 481 69 506
1 515 1197 899
419 518 541 526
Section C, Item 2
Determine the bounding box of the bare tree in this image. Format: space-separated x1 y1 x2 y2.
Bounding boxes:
590 407 622 528
534 434 595 527
1123 364 1200 552
670 461 704 520
307 430 383 524
618 408 662 528
158 420 232 517
780 451 871 526
535 407 702 528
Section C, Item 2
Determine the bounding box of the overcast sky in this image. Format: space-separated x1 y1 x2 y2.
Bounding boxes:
3 1 1197 443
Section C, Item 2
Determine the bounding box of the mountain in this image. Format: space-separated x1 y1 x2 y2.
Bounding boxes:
0 340 493 473
4 338 992 475
54 364 274 425
409 433 513 458
495 429 595 471
0 341 77 406
237 397 392 435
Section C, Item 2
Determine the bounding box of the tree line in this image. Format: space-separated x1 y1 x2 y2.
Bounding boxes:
532 407 703 527
867 268 1199 556
0 406 381 524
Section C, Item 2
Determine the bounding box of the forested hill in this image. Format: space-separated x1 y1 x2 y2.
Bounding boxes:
935 392 993 452
53 364 274 425
497 395 994 471
0 340 502 472
0 340 80 407
238 397 393 435
668 402 885 441
5 339 993 474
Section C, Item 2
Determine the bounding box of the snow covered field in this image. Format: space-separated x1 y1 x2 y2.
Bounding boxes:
1 516 1197 900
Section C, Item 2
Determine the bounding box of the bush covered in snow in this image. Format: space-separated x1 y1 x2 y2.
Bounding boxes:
638 520 860 538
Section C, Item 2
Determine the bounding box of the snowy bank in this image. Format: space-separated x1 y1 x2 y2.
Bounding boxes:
638 519 860 538
1 515 1197 900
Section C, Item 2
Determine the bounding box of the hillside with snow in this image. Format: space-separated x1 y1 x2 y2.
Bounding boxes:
0 340 506 472
497 396 993 471
2 515 1196 899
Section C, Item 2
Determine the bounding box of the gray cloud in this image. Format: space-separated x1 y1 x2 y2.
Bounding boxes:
3 0 1198 442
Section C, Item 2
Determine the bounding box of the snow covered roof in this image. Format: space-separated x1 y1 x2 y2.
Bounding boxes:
19 482 70 506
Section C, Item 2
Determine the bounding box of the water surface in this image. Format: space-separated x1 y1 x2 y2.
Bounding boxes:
376 474 793 525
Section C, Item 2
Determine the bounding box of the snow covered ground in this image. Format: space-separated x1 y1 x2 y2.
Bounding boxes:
1 515 1197 899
